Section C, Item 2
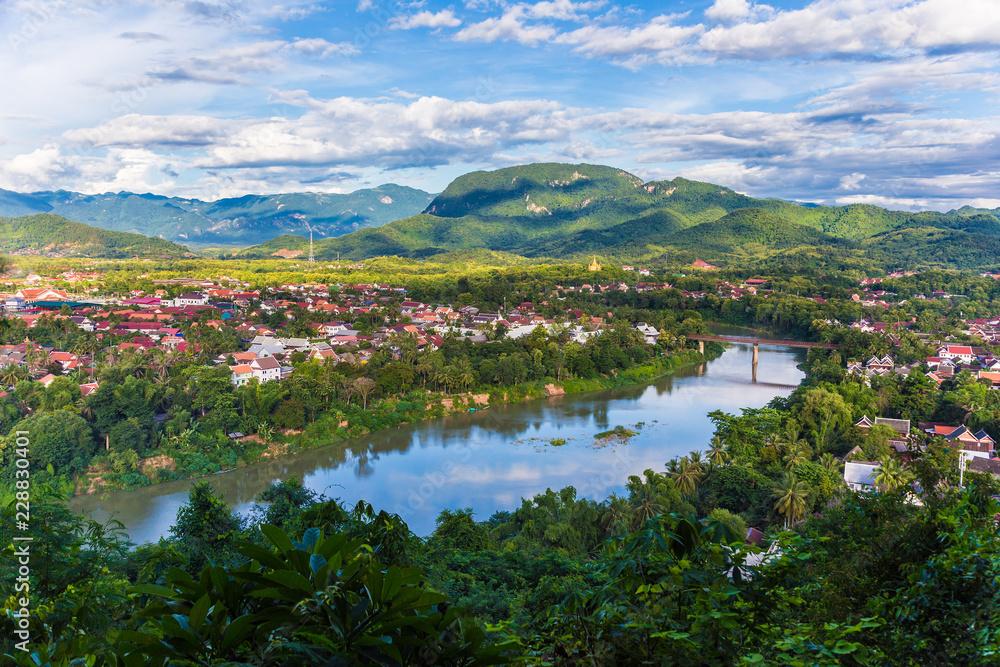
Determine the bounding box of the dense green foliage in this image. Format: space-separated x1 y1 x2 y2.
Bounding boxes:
0 214 191 258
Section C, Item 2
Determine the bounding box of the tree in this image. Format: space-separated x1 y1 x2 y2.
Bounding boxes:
783 441 812 470
118 525 518 665
671 454 703 498
352 376 377 410
431 508 492 551
707 436 730 466
1 410 95 477
796 387 853 451
873 456 913 492
170 481 243 570
773 474 810 528
601 494 633 537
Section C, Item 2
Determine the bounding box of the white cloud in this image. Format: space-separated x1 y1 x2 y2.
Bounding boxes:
555 16 704 67
523 0 607 20
287 38 359 57
705 0 753 21
0 145 69 191
390 10 462 29
454 7 557 45
62 114 228 147
838 172 865 189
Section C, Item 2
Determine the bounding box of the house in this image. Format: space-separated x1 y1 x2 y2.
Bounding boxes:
635 322 660 344
49 352 79 371
248 337 286 358
844 461 880 492
968 457 1000 479
172 292 209 307
855 416 911 450
919 423 995 458
4 296 26 312
311 349 341 364
937 345 975 365
978 371 1000 388
229 364 254 387
16 288 69 302
249 356 281 383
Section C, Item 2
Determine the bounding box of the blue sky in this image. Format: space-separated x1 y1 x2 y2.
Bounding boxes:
1 0 999 211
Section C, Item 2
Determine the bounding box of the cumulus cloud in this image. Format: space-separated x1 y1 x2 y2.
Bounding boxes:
555 16 704 67
390 10 462 29
448 0 1000 67
705 0 752 21
287 38 359 57
455 7 557 45
62 114 228 147
195 94 571 169
523 0 607 20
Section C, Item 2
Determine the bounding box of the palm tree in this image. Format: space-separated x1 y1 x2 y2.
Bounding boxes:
707 436 730 467
873 456 912 492
0 364 25 387
783 442 812 470
456 359 476 392
33 348 51 373
416 359 433 387
773 474 810 528
76 395 95 421
820 453 843 475
430 365 449 392
629 484 666 528
672 455 703 497
601 494 633 536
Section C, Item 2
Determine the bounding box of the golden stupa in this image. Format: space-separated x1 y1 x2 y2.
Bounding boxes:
587 257 601 271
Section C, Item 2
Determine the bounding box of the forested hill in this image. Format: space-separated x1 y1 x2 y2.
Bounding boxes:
233 162 1000 270
0 184 434 247
0 213 193 258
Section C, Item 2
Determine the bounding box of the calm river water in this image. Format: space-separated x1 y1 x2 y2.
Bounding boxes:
70 328 806 543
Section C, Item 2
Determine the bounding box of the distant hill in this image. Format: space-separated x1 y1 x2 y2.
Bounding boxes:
0 184 434 246
665 209 854 259
0 213 192 258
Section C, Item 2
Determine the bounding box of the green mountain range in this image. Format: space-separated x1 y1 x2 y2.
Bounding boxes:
0 185 434 247
0 213 193 258
235 162 1000 270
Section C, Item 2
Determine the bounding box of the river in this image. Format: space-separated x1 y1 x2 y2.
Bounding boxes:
70 327 807 543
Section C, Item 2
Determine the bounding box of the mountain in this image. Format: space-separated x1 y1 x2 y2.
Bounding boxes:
232 162 997 270
664 209 853 256
0 213 193 258
0 184 434 246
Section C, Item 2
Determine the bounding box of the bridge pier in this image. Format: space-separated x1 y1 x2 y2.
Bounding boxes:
752 343 758 383
698 340 704 354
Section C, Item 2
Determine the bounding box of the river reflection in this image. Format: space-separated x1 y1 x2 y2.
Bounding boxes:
70 331 806 543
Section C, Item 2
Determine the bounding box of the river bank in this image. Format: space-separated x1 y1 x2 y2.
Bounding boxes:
70 339 805 542
76 346 721 496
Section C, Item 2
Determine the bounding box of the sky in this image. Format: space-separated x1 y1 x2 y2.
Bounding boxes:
1 0 1000 211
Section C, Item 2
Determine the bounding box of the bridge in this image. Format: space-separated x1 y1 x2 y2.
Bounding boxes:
689 334 838 382
688 335 838 350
